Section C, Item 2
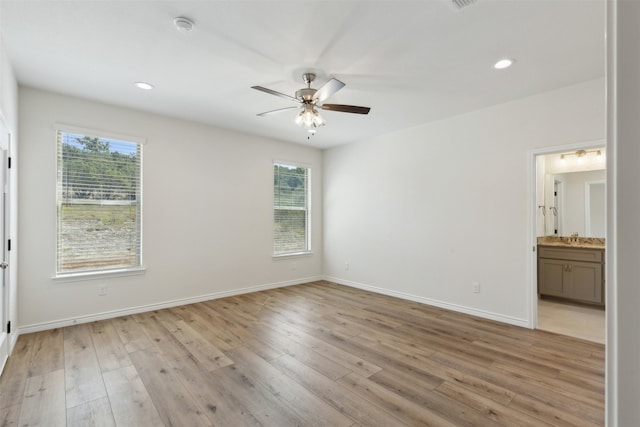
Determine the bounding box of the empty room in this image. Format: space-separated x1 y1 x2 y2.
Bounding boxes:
0 1 639 426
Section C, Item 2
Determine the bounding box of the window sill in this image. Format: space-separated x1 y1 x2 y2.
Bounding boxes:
53 266 146 283
272 251 313 260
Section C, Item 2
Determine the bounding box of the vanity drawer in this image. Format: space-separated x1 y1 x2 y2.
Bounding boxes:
538 246 603 263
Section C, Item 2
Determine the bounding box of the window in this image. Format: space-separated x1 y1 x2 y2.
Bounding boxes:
56 129 142 275
273 162 310 256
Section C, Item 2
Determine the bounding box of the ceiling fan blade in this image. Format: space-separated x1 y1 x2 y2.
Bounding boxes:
319 104 371 115
312 78 345 103
256 106 300 117
251 86 301 103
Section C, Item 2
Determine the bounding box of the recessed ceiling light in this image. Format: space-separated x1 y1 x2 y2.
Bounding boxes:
134 82 154 90
174 17 194 33
494 58 515 70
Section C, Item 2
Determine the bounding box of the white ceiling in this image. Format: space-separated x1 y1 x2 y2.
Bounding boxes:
0 0 605 149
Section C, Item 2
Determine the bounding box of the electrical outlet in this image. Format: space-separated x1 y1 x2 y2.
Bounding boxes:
98 286 108 296
472 282 480 293
345 262 350 271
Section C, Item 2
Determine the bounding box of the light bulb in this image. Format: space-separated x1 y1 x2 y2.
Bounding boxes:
494 58 515 70
134 81 154 90
304 111 314 127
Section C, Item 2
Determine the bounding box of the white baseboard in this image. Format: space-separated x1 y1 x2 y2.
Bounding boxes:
0 326 21 377
17 274 529 334
324 276 530 328
0 334 7 376
18 276 322 334
9 330 19 352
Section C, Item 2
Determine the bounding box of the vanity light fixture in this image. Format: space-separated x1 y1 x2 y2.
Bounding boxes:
558 149 604 163
494 58 515 70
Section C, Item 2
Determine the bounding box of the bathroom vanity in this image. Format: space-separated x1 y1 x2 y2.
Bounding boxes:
537 237 605 306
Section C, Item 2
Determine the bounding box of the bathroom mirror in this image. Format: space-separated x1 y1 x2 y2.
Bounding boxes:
546 170 605 237
537 147 606 238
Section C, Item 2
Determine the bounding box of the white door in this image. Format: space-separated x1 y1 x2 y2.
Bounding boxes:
0 119 8 368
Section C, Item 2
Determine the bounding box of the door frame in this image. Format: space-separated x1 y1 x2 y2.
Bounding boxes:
527 139 605 329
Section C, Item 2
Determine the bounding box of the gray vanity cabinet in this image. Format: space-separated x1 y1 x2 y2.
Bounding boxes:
538 246 604 305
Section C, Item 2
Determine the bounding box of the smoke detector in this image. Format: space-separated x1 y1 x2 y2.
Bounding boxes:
447 0 477 10
173 17 194 33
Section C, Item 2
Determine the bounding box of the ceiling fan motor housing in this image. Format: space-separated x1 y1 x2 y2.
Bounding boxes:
296 88 317 102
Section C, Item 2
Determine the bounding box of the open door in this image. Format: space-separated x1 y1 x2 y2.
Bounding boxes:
0 118 9 370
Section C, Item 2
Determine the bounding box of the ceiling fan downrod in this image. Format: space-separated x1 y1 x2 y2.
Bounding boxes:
297 74 318 103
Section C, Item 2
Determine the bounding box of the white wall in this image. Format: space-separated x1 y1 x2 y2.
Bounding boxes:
323 78 604 325
18 87 322 329
0 38 17 128
607 1 640 424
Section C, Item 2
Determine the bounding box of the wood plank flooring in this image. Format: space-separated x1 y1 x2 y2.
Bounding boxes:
0 281 605 426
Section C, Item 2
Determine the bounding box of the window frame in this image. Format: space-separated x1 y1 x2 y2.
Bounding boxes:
272 160 312 258
54 124 145 279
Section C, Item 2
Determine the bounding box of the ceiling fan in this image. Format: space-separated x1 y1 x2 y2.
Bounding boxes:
252 73 371 133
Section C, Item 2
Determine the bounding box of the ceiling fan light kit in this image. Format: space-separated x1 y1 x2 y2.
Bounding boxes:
252 72 371 136
295 104 325 128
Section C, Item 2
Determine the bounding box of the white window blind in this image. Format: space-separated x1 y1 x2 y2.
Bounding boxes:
56 130 142 274
274 162 310 255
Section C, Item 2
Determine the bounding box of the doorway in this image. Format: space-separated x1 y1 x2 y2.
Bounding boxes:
531 142 606 344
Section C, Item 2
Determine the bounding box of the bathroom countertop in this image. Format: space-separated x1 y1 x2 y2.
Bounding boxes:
537 236 605 249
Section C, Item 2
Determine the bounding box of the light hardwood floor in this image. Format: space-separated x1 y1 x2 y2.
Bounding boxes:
0 281 604 426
